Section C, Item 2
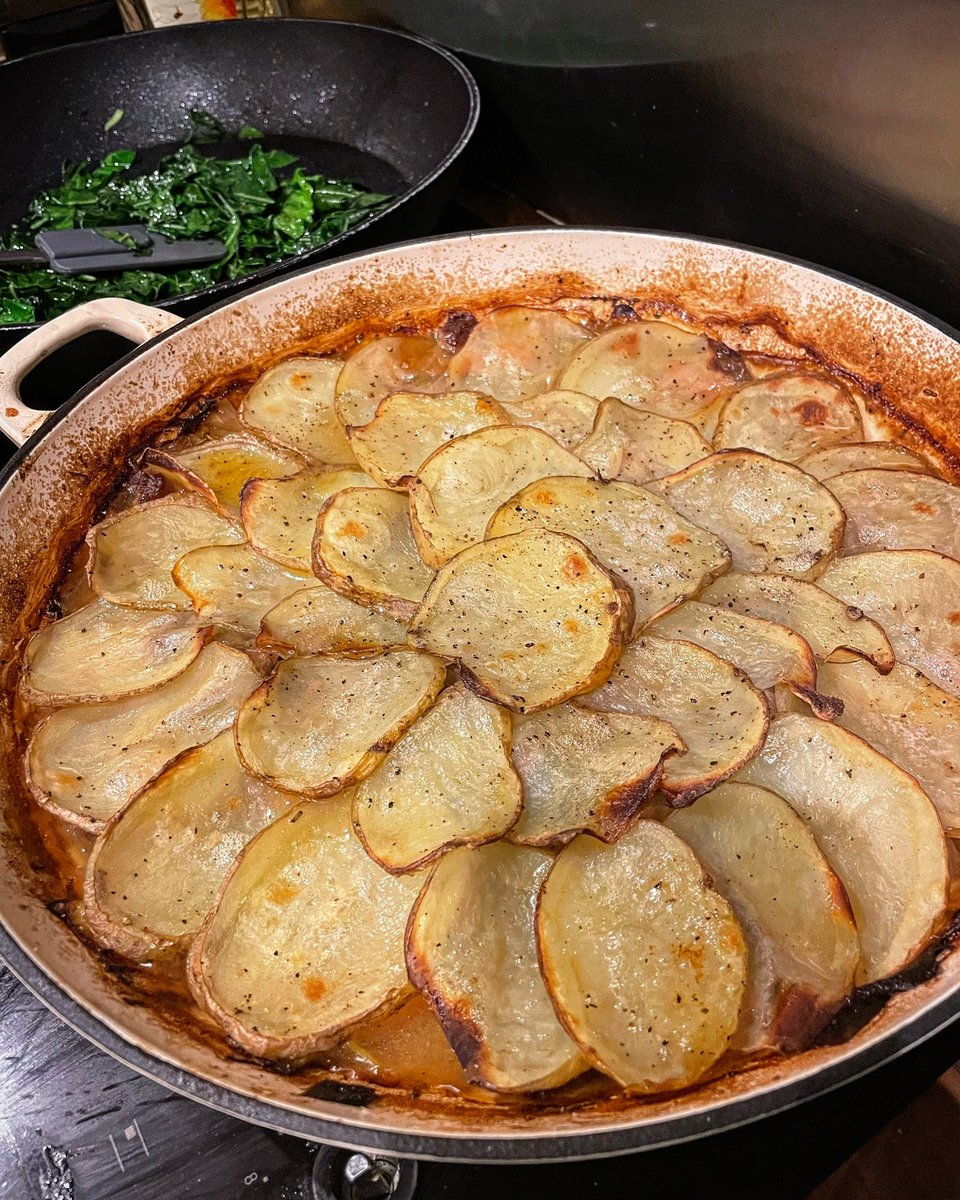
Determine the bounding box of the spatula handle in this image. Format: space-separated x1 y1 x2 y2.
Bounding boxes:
0 249 46 266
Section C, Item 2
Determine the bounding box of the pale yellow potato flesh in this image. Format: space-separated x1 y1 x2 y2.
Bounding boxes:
501 389 599 449
258 586 408 655
354 685 522 872
575 398 711 484
88 495 245 609
346 390 510 488
143 436 303 515
738 713 947 983
188 797 425 1063
827 469 960 557
335 335 449 428
27 643 260 831
652 451 845 578
240 357 355 464
409 425 592 567
508 704 684 845
487 475 731 632
799 441 935 481
84 730 292 960
447 307 589 402
667 782 859 1052
313 487 434 620
173 542 311 634
713 373 863 461
408 530 633 713
536 821 747 1091
235 650 445 796
407 843 588 1092
20 599 209 704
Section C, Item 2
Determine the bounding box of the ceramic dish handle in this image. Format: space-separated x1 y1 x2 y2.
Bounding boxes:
0 298 182 447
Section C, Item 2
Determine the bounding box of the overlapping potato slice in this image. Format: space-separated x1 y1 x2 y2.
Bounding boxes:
667 783 859 1052
647 600 841 719
188 797 425 1063
799 441 934 481
346 390 510 488
236 650 445 795
239 467 370 570
818 659 960 833
406 843 587 1091
827 469 960 557
27 643 260 831
143 436 303 516
88 496 245 609
355 685 521 872
447 307 589 402
508 704 684 845
502 389 599 449
582 635 768 804
713 374 863 461
335 335 449 428
487 475 730 631
536 820 747 1091
575 398 711 484
409 426 592 567
652 451 845 577
313 487 433 620
738 713 947 983
408 530 633 713
558 320 744 424
258 586 408 655
173 542 311 634
240 357 355 464
698 571 894 671
84 730 292 960
20 599 210 704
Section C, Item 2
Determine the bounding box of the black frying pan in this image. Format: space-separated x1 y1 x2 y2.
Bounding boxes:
0 19 478 348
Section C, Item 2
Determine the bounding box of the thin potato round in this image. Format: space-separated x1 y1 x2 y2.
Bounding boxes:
713 373 863 461
652 450 845 577
20 599 210 704
173 542 310 635
239 467 370 570
235 650 445 796
647 600 841 719
408 530 633 713
582 635 769 804
143 436 303 515
240 357 355 464
313 487 434 620
447 307 589 402
508 704 684 845
354 685 521 873
487 475 730 632
84 730 292 960
27 643 260 832
406 843 587 1092
346 390 510 488
818 550 960 699
258 586 408 655
827 468 960 557
738 713 947 983
536 821 747 1092
409 425 592 567
799 441 935 481
667 782 859 1053
335 335 449 428
88 495 245 609
575 398 711 484
502 389 599 449
698 571 894 671
188 797 424 1064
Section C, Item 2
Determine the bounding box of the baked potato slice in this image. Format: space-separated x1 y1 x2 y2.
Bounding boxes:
827 468 960 557
240 357 355 464
173 542 311 634
335 335 449 428
575 398 711 484
409 425 592 568
582 635 769 805
143 436 303 515
652 450 845 577
88 495 245 609
84 730 292 960
27 643 260 832
407 530 633 713
188 797 425 1064
235 650 445 796
406 842 588 1092
738 713 947 983
713 373 863 461
799 441 935 481
508 704 684 846
258 586 408 655
502 389 599 449
536 820 747 1092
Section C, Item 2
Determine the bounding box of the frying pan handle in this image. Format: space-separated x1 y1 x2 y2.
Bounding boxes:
0 298 182 447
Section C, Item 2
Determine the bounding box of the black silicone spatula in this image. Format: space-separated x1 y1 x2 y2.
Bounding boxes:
0 225 226 275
